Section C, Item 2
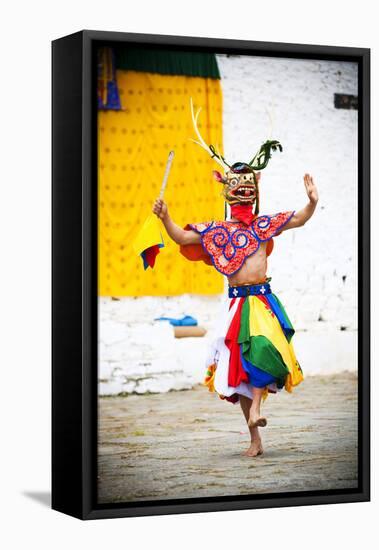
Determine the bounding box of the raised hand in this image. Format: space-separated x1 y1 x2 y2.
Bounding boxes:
304 173 319 205
152 198 168 220
151 199 200 245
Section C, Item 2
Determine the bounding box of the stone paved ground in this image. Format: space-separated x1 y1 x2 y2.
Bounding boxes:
98 372 358 504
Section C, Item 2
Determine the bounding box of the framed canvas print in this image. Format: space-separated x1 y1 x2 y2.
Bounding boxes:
52 30 370 520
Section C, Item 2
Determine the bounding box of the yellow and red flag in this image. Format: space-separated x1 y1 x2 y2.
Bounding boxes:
132 213 164 269
132 151 174 269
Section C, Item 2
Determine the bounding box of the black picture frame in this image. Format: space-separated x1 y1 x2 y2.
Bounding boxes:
52 30 370 520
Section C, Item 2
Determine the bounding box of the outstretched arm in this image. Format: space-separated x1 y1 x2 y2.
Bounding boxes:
282 174 319 230
152 198 201 245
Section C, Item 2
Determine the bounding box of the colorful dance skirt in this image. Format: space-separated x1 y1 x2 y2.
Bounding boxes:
204 282 304 403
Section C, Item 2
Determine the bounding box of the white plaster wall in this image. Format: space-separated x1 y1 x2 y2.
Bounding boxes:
99 56 358 396
98 294 221 396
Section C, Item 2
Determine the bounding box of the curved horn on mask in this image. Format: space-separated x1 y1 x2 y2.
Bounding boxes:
189 97 230 170
249 139 283 171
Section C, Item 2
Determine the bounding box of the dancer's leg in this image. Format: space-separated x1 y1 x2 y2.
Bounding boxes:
248 387 267 428
239 395 264 456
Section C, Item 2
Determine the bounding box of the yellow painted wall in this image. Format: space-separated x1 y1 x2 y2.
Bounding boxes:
98 70 224 296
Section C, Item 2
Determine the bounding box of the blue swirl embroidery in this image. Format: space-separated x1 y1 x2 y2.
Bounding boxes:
256 215 270 229
211 227 236 260
188 212 295 276
251 212 295 242
231 229 251 248
210 225 257 261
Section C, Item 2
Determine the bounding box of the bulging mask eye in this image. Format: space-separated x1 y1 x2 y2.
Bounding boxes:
228 177 239 188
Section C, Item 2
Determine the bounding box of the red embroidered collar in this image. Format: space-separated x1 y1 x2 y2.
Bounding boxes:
180 211 295 276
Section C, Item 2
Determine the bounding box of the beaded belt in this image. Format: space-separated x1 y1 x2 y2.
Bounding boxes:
228 282 272 298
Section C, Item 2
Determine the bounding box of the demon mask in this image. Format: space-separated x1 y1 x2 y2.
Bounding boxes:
190 98 282 215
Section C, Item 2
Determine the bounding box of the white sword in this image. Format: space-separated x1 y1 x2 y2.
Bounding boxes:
159 150 175 199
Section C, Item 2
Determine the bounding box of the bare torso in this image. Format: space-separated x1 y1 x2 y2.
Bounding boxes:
228 241 268 286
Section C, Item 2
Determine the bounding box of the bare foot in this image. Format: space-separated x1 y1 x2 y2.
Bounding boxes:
248 411 267 429
242 440 264 457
